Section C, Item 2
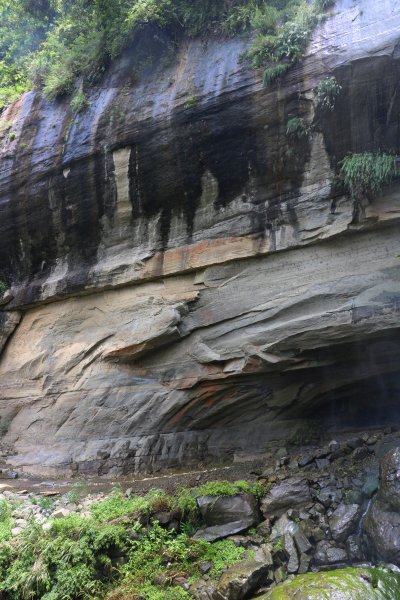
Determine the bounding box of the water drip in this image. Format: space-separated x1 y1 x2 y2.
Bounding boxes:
357 497 373 537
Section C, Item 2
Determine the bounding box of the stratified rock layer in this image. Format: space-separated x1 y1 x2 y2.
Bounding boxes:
0 0 399 475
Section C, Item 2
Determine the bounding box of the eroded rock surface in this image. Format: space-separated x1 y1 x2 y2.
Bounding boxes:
365 448 400 565
0 0 399 475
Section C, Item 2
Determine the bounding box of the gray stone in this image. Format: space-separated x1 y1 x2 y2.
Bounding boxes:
362 476 379 499
314 541 348 565
365 499 400 565
345 535 363 562
199 561 214 575
190 578 217 600
256 519 271 538
352 446 370 461
284 534 299 574
298 454 315 468
193 521 253 543
253 544 273 566
318 486 342 508
270 514 298 540
213 561 272 600
379 447 400 511
261 479 311 518
315 458 330 470
329 503 362 543
298 553 311 574
293 529 312 554
197 493 259 528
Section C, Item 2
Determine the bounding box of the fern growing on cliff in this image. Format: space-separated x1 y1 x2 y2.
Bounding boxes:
340 152 398 198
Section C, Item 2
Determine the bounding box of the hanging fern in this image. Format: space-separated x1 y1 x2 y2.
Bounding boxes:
340 152 398 198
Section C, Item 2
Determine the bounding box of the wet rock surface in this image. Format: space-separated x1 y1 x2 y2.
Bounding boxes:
365 448 400 565
261 478 311 518
0 0 399 476
197 493 259 528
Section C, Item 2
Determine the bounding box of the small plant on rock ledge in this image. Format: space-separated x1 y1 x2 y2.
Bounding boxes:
70 89 89 113
314 76 341 110
0 274 8 295
340 152 398 199
286 117 311 141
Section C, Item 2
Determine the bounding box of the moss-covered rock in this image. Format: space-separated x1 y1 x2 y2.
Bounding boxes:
257 568 400 600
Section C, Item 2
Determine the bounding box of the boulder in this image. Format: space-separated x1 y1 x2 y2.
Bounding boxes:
213 560 272 600
329 504 361 543
261 479 311 518
193 521 253 542
197 493 259 528
364 448 400 565
284 534 299 574
365 499 400 565
379 447 400 511
345 535 363 562
190 579 217 600
254 567 400 599
270 514 298 540
313 540 347 565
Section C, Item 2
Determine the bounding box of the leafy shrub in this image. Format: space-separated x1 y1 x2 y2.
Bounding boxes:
340 152 398 198
251 5 280 34
314 76 341 110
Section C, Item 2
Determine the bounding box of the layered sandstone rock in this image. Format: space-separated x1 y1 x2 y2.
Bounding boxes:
0 0 399 475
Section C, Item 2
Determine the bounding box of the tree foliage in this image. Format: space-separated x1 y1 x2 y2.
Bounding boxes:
0 0 333 110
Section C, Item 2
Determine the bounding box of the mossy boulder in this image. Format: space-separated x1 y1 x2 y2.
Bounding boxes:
256 568 400 599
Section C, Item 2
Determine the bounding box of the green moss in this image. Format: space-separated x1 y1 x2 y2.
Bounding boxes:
262 567 400 599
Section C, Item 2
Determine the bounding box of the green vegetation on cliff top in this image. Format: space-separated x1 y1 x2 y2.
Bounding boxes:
0 0 335 110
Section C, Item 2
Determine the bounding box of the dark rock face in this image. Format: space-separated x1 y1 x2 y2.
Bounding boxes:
365 448 400 565
0 0 400 475
379 447 400 512
194 493 259 542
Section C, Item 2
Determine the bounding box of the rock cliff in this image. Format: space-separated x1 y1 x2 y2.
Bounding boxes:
0 0 399 475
